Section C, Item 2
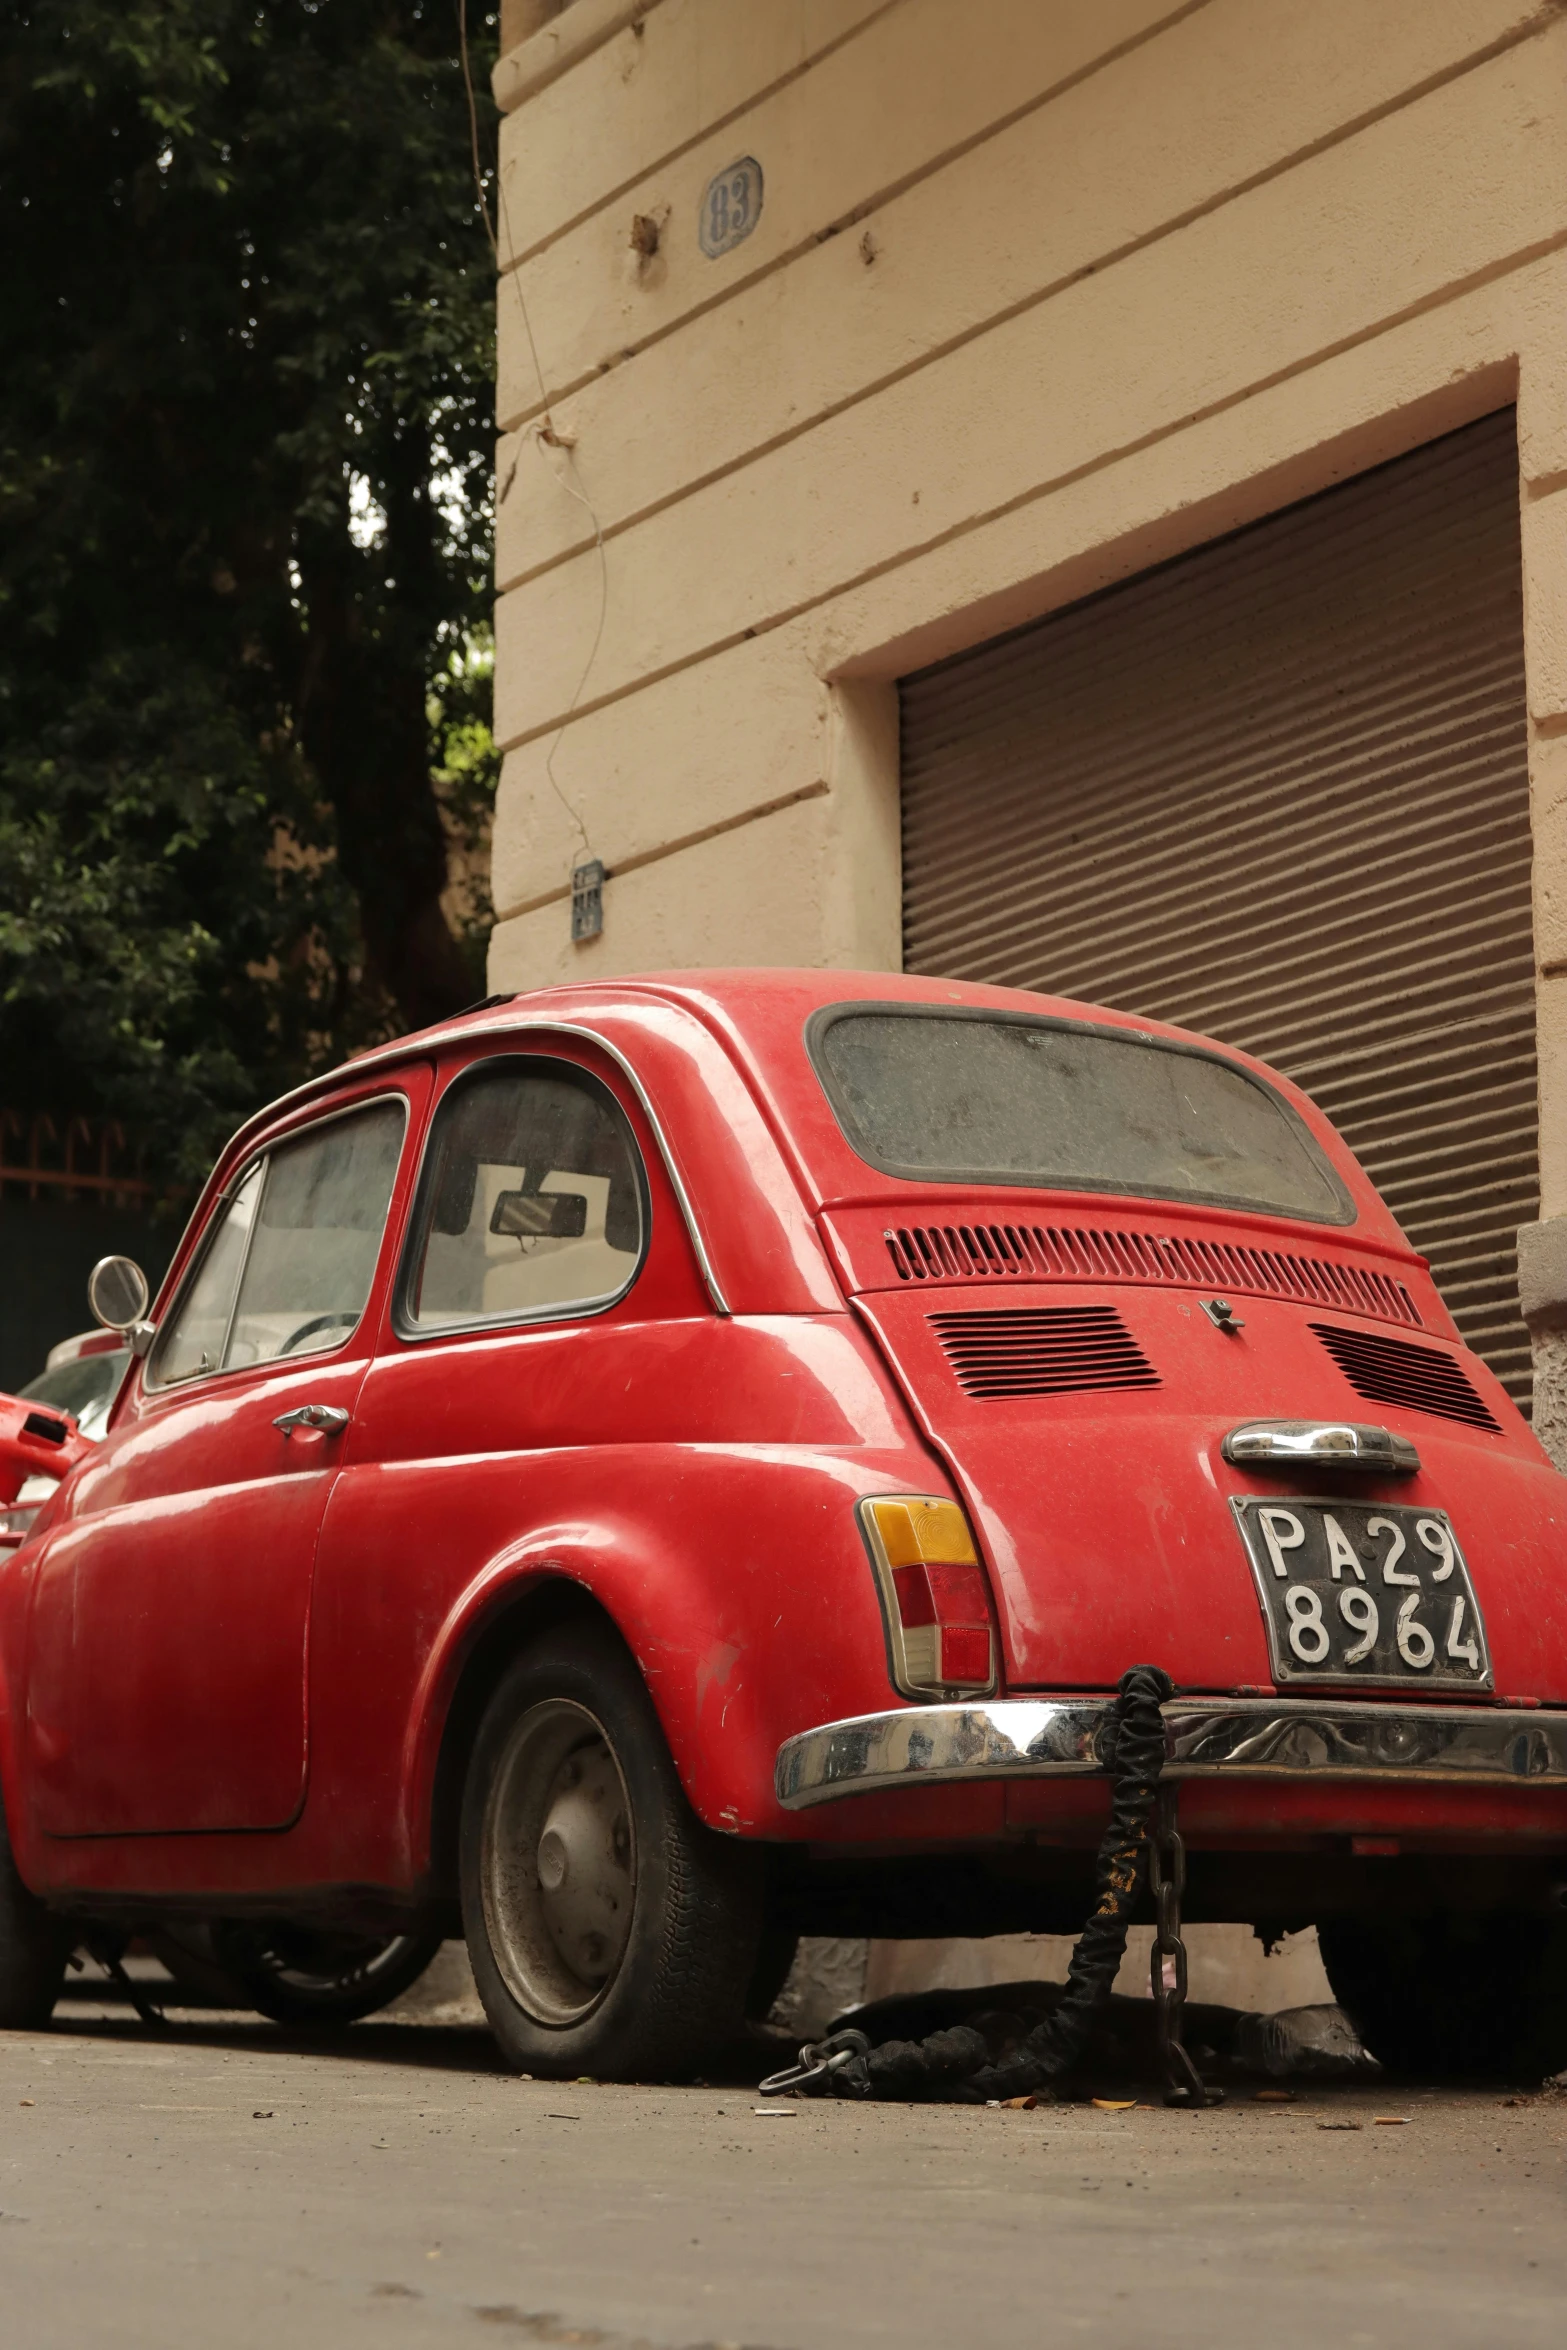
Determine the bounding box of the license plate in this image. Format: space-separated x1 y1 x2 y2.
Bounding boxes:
1230 1498 1493 1691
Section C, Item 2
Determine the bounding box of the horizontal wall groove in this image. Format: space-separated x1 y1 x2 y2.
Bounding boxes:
491 778 829 923
494 225 1566 755
498 0 905 272
498 0 1217 431
496 0 1562 571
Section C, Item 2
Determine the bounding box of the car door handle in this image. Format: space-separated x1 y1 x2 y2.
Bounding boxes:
272 1404 350 1440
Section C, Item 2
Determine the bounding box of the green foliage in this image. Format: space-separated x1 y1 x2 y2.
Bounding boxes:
0 0 498 1187
431 629 501 947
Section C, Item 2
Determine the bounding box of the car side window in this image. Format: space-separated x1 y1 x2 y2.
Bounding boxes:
401 1060 645 1331
149 1098 406 1388
152 1162 264 1386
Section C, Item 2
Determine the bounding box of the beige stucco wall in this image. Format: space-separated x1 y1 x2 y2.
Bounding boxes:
489 0 1567 1419
490 3 1567 976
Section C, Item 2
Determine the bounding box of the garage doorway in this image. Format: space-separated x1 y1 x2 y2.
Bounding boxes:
900 411 1536 1407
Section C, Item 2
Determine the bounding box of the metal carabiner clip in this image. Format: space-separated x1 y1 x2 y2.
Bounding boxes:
758 2027 871 2099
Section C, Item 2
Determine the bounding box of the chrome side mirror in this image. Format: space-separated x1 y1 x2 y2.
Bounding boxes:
87 1255 152 1347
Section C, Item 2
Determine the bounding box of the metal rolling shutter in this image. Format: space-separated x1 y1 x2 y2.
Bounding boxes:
900 410 1537 1408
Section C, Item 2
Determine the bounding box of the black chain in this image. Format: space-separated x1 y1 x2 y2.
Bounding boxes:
762 1664 1221 2108
1148 1784 1222 2108
84 1934 167 2030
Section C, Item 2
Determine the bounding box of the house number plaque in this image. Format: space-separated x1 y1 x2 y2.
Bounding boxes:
699 157 763 258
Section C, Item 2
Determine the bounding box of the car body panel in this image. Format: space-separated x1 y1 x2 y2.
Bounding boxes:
0 970 1562 1930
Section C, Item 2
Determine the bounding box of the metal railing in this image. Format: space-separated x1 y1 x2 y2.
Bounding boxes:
0 1112 152 1207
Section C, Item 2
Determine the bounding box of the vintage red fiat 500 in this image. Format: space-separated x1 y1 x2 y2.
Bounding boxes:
2 969 1566 2078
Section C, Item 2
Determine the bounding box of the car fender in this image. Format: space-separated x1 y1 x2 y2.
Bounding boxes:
381 1443 946 1873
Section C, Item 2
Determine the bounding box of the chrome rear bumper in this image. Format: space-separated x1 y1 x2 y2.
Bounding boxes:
773 1697 1567 1810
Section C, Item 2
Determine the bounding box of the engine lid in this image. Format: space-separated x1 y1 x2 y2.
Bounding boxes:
854 1284 1566 1696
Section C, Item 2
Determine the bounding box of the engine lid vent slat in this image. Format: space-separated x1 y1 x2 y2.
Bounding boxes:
931 1306 1159 1399
885 1220 1420 1328
1310 1321 1500 1431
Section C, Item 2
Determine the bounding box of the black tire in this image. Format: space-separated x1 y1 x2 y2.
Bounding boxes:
206 1921 446 2027
460 1622 762 2079
0 1802 67 2029
1319 1911 1567 2080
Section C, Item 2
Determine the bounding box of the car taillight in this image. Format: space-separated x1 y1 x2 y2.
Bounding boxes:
858 1495 997 1699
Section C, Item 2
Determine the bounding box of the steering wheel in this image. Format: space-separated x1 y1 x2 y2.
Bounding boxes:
277 1310 358 1357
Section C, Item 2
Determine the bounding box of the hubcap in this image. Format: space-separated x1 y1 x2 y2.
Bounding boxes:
481 1698 636 2026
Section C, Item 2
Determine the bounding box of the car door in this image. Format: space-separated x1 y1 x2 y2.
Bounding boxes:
299 1049 670 1871
26 1079 425 1837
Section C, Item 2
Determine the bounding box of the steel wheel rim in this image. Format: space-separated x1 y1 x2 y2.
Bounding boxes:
481 1697 636 2027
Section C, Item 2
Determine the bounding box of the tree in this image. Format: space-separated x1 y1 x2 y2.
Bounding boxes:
0 0 497 1188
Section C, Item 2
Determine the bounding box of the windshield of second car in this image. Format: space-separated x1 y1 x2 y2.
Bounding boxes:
810 1010 1351 1222
19 1350 129 1438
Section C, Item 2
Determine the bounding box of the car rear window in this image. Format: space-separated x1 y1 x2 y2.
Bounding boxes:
808 1007 1352 1223
398 1058 646 1333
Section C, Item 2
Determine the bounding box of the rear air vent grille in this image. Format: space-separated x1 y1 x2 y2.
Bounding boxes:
1310 1323 1500 1432
931 1306 1159 1400
886 1222 1420 1327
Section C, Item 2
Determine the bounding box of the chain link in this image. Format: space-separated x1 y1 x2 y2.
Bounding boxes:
1147 1784 1223 2108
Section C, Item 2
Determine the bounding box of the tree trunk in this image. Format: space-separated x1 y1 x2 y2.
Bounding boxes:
295 460 475 1036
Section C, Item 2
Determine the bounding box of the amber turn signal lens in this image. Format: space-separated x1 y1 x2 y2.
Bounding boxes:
864 1496 977 1569
859 1496 997 1699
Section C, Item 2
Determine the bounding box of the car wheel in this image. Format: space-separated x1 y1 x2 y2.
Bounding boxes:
0 1804 67 2029
1318 1911 1567 2079
461 1622 762 2079
206 1921 446 2027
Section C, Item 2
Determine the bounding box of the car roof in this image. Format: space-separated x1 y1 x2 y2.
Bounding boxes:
244 967 1293 1109
212 966 1384 1220
147 967 1413 1333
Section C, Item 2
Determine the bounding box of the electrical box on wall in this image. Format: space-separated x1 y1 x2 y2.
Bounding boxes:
571 860 605 942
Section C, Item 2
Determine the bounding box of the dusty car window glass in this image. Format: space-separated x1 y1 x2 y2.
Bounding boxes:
150 1100 405 1386
404 1063 644 1329
224 1101 406 1367
151 1161 264 1385
810 1010 1350 1222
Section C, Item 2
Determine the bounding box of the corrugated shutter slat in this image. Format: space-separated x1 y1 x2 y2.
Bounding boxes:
901 410 1537 1410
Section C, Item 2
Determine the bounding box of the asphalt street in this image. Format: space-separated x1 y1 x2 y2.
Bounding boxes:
1 1984 1563 2350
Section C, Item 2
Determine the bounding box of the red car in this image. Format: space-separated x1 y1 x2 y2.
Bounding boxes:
1 970 1565 2076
